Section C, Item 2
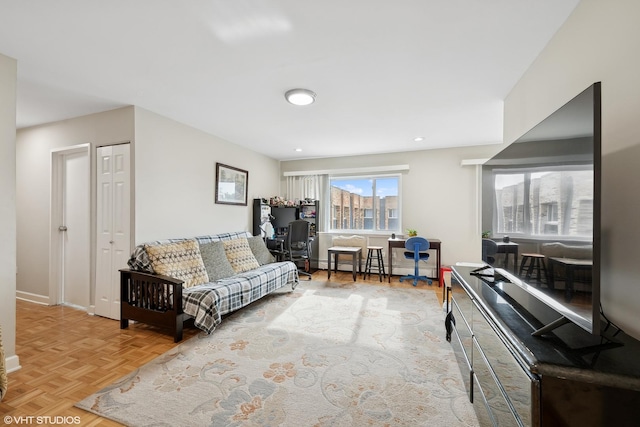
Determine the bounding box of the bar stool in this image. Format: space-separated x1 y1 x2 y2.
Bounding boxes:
364 246 386 282
519 253 547 284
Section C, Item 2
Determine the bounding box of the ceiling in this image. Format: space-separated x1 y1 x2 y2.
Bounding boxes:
0 0 580 161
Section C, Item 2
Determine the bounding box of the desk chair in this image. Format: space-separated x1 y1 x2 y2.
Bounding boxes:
286 220 312 280
482 238 498 265
399 237 432 286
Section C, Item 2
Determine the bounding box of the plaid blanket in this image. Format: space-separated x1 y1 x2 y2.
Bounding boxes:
183 261 299 334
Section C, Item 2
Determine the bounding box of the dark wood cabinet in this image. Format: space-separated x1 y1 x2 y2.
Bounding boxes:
447 266 640 426
299 201 319 270
252 199 319 271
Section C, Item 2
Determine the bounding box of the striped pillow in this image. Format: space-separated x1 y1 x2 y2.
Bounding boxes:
223 238 260 273
144 239 209 288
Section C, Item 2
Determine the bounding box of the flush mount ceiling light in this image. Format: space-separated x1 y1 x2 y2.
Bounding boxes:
413 136 425 142
285 88 316 106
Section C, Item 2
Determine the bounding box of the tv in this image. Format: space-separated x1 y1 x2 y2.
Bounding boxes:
481 82 601 337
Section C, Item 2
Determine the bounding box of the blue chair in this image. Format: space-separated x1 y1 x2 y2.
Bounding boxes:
399 237 432 286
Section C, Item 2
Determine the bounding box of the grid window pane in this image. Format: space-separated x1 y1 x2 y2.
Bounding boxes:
329 175 400 232
493 169 592 238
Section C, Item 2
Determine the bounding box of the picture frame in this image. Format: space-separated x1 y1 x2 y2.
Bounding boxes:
215 163 248 206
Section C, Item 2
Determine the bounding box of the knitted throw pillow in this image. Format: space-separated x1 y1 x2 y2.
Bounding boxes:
223 238 260 273
144 239 209 288
199 241 237 281
248 236 275 265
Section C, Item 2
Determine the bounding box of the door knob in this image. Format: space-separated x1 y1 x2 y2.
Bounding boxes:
58 225 68 231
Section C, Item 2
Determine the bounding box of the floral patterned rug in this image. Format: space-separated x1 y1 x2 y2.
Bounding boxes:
76 281 478 426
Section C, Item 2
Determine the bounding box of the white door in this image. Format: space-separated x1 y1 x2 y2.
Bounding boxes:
61 150 90 308
95 144 131 320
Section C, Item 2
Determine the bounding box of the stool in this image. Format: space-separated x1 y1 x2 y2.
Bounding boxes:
518 253 547 284
439 266 452 288
440 266 452 310
364 246 386 282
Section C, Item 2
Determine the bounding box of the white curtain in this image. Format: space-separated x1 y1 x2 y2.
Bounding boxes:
286 175 324 201
286 175 328 232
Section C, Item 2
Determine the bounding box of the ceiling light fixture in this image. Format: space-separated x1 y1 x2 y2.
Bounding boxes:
413 136 425 142
285 88 316 106
295 148 303 152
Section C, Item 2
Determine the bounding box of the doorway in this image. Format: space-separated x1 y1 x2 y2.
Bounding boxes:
49 144 90 309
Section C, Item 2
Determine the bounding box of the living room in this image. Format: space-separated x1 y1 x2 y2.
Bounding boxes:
2 0 640 424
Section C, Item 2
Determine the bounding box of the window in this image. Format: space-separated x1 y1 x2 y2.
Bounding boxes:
492 167 592 238
329 175 400 232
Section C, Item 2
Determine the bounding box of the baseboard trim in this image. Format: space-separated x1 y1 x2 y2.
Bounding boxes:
16 290 50 305
318 262 435 278
5 355 21 373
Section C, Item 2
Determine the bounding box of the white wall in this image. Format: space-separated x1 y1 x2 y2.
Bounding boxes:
16 105 281 303
133 107 280 243
280 145 498 269
0 53 18 370
504 0 640 338
16 107 134 300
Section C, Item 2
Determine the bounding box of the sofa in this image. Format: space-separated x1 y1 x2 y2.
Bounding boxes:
120 231 299 342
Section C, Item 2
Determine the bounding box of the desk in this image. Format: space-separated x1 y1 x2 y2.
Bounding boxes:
547 257 593 302
266 237 286 261
327 246 362 281
496 241 519 273
388 238 441 284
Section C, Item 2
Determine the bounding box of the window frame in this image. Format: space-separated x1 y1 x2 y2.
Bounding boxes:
490 164 593 241
328 173 402 234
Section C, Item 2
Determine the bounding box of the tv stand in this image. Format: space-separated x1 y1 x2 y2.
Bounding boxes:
447 265 640 426
531 315 571 336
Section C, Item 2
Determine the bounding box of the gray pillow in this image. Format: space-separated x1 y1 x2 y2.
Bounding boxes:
199 241 236 281
248 236 275 265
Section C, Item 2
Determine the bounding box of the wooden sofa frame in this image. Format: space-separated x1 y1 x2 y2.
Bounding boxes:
120 269 189 342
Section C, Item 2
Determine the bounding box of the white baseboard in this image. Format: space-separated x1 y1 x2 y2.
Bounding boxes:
318 261 435 278
5 355 21 373
88 305 96 315
16 290 50 305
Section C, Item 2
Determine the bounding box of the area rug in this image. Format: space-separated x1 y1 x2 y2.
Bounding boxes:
76 281 478 426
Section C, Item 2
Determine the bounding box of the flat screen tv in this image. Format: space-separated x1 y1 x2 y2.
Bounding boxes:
482 82 601 336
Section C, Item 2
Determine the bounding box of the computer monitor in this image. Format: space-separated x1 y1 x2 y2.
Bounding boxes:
270 207 298 234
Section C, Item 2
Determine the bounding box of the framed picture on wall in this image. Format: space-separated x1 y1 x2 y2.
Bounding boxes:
215 163 248 206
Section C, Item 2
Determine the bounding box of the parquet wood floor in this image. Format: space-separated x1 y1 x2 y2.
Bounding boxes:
1 271 443 426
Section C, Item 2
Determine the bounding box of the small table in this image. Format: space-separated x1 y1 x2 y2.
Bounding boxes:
388 238 441 283
547 257 593 302
496 241 519 274
327 246 362 281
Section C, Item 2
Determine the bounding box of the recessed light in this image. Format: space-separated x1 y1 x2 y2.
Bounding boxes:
285 88 316 106
413 136 425 142
294 148 303 152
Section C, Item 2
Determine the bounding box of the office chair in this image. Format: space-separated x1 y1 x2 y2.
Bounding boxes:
399 237 432 286
482 238 499 265
286 220 312 280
